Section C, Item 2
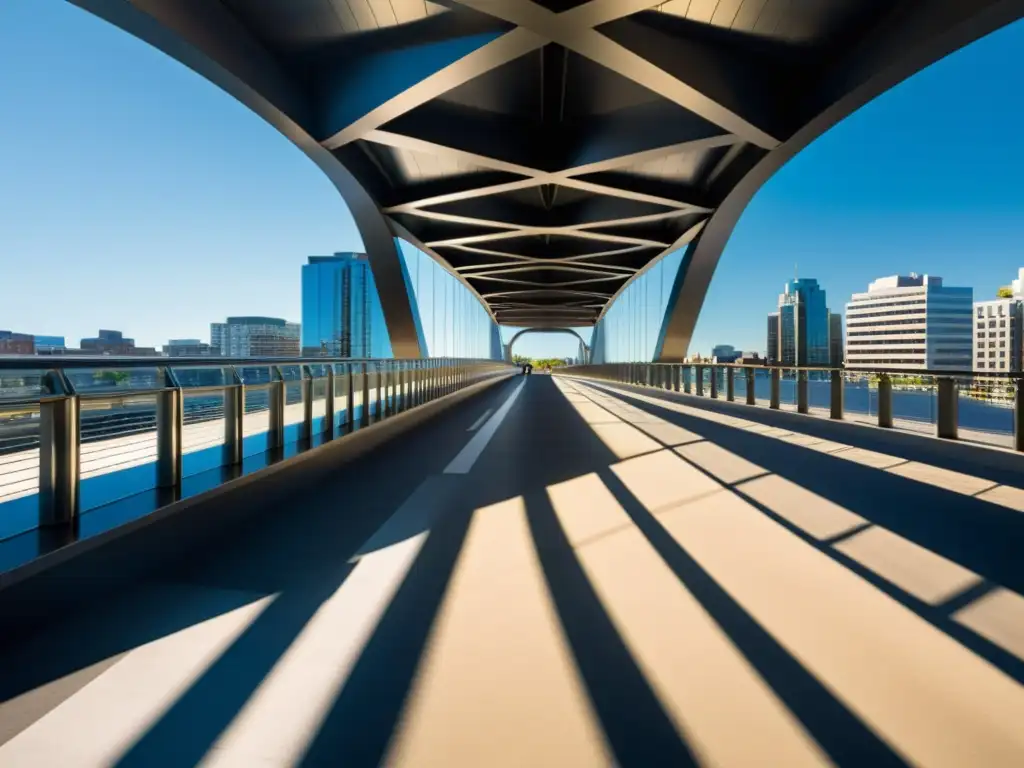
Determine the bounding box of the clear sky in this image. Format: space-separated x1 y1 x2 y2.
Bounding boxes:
2 1 1023 361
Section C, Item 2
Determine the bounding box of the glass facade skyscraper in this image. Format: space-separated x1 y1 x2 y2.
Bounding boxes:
767 279 830 365
301 253 391 358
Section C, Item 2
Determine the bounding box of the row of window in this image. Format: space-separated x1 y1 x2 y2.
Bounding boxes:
847 340 926 347
978 320 1010 329
848 298 926 311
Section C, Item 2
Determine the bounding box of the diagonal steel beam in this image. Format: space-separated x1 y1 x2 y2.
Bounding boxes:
374 130 725 211
321 28 546 149
451 0 780 148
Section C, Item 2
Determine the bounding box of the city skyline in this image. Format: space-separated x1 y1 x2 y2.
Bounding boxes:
2 3 1024 360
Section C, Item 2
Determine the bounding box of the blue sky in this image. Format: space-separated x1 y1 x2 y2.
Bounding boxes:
2 2 1023 360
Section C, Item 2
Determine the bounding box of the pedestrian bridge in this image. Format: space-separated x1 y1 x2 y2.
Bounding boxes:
1 361 1023 766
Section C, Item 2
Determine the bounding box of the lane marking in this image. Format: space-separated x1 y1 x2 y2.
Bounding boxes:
445 379 526 474
467 409 493 432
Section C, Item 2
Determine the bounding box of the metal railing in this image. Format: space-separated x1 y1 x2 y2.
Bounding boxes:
0 356 512 531
558 362 1024 451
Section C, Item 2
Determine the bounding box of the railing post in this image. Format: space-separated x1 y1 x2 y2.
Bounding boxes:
1015 378 1024 451
695 365 704 397
745 367 755 405
301 366 314 441
877 373 893 428
709 366 718 399
673 364 681 392
224 381 244 465
345 363 355 432
382 362 392 418
38 393 79 527
324 366 336 438
156 386 183 490
360 362 371 428
268 372 286 449
830 369 843 420
396 362 406 413
797 369 809 414
770 368 780 409
726 367 735 401
936 376 958 439
683 365 692 394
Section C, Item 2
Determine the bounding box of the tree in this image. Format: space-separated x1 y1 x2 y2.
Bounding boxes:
998 286 1014 298
512 354 530 365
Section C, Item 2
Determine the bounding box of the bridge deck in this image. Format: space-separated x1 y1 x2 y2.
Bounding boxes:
2 375 1024 766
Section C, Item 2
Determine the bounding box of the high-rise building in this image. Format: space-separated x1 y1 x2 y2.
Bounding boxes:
766 278 829 365
300 253 390 358
211 317 300 358
767 314 779 364
845 274 972 370
829 313 843 367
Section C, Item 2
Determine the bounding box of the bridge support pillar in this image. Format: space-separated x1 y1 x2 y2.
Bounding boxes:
695 366 704 397
726 368 735 401
797 370 809 414
830 369 843 420
936 377 958 439
877 374 893 428
746 368 756 405
769 368 780 409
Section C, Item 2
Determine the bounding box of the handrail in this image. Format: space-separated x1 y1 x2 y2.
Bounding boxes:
558 361 1024 452
0 355 396 371
643 362 1024 379
0 357 516 533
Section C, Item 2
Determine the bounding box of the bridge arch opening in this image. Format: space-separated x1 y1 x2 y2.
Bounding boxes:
506 328 590 364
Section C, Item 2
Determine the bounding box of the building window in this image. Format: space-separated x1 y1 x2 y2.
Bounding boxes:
1000 350 1006 357
990 321 997 328
990 351 997 357
976 322 985 329
978 361 986 368
998 305 1005 316
978 307 985 318
990 341 997 348
1000 331 1006 338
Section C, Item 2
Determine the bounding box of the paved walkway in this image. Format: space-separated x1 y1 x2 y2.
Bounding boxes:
2 375 1024 766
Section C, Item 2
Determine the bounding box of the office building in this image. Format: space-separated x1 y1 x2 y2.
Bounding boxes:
711 344 741 363
301 253 390 358
767 314 779 364
0 331 34 355
829 313 843 367
211 317 300 358
766 278 830 365
845 274 972 370
165 339 218 357
974 271 1024 373
80 330 157 356
33 335 66 354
